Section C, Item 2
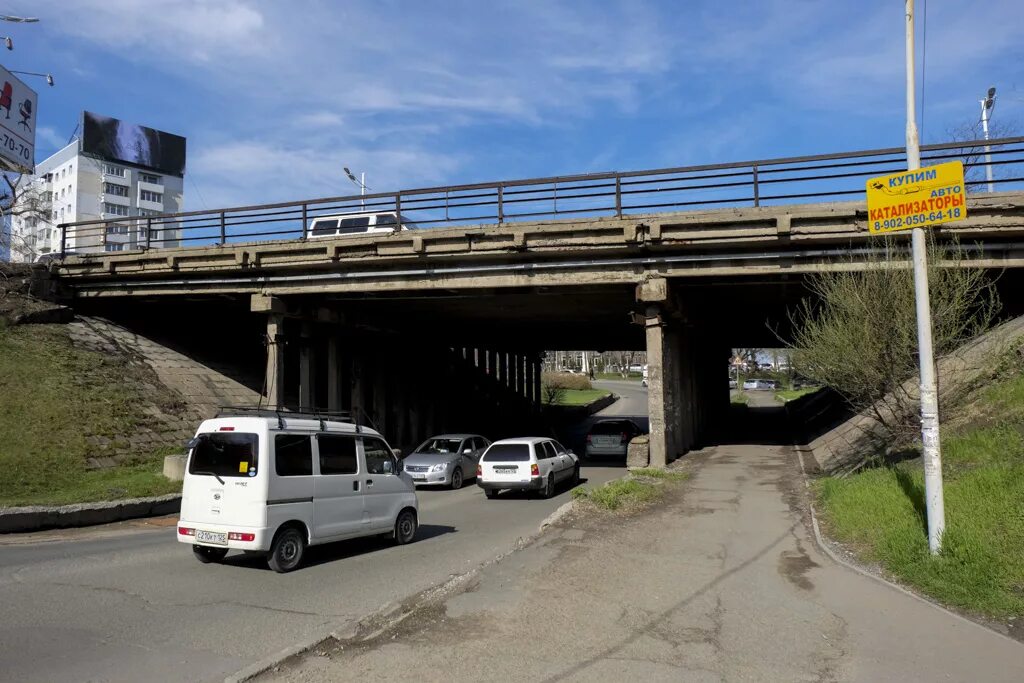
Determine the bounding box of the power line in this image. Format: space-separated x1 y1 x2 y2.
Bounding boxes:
188 175 209 211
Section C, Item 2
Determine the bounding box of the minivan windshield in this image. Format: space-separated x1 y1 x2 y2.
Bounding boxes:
189 432 259 478
481 443 531 462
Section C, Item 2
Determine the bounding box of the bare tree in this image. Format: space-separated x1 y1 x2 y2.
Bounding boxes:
944 117 1021 193
1 171 52 262
788 235 999 445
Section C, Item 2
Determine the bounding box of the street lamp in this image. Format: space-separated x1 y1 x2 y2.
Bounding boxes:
9 70 54 86
980 86 997 193
2 37 11 50
343 166 369 207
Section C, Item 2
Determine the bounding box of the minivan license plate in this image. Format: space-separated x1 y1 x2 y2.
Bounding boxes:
196 530 227 545
495 466 517 474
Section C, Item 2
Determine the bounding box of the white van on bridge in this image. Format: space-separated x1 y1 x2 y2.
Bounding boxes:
307 211 416 239
177 408 418 573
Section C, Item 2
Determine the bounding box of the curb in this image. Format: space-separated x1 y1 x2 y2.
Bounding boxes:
223 499 578 683
794 448 1021 646
0 494 182 534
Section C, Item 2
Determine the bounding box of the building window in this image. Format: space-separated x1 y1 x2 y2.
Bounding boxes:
104 182 129 197
104 243 125 252
103 202 129 216
139 173 162 185
139 190 163 203
106 224 129 235
103 164 126 177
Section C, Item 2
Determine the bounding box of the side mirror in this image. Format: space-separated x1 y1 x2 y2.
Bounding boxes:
463 448 472 454
185 436 204 450
383 460 394 474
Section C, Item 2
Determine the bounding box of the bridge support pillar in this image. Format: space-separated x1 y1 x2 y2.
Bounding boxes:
500 352 509 388
265 313 286 410
645 305 670 468
327 334 342 413
532 354 542 411
299 323 314 411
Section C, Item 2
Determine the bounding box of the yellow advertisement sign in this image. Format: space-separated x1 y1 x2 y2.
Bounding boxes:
866 160 966 234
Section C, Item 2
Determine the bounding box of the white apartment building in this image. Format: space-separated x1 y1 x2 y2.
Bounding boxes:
8 140 183 261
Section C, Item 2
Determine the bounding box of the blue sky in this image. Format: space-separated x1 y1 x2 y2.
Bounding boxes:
4 0 1023 211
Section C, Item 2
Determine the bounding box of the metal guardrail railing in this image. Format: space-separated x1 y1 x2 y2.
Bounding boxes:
58 137 1024 256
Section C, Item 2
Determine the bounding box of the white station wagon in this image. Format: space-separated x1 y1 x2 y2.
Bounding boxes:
307 211 415 239
476 437 580 499
177 410 418 573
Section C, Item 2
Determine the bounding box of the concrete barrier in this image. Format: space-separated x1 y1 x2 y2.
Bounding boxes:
0 493 182 534
163 454 187 481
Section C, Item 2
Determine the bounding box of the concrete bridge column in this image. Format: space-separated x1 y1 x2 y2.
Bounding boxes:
517 354 527 398
252 295 287 410
326 334 342 413
487 349 497 379
299 323 314 411
532 354 542 411
350 351 365 424
373 365 388 439
264 314 286 410
645 305 669 468
500 352 509 388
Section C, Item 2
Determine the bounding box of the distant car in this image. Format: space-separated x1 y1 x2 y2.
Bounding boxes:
477 437 579 499
641 378 648 387
307 211 415 239
401 434 490 489
585 419 643 459
743 379 780 391
728 379 738 389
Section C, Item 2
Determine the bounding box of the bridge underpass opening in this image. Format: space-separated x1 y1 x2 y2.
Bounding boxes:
69 267 1024 465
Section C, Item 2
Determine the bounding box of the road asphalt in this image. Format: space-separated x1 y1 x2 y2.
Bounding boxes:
265 439 1024 682
0 392 636 683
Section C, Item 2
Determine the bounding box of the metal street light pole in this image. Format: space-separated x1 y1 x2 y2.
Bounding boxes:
9 70 54 86
980 86 996 193
905 0 945 555
343 166 369 208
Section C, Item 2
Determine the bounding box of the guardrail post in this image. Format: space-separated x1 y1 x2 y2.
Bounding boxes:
395 194 402 224
497 185 504 224
145 217 152 249
752 165 760 207
615 175 622 217
59 224 67 257
219 211 226 244
301 204 308 239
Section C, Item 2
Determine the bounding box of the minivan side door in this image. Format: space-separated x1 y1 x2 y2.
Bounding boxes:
360 437 406 531
312 433 366 541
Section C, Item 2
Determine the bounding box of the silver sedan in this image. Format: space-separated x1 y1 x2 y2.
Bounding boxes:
401 434 491 489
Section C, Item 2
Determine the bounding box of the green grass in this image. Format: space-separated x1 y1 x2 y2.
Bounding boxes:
775 387 821 402
815 368 1024 619
0 325 183 507
631 467 689 482
572 469 688 510
554 389 611 406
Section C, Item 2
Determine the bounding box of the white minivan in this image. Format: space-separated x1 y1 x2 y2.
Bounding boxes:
177 411 418 573
307 211 414 239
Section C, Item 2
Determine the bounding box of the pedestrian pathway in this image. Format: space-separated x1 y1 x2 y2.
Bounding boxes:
267 443 1024 682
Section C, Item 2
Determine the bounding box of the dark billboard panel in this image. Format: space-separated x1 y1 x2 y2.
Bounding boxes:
81 111 186 176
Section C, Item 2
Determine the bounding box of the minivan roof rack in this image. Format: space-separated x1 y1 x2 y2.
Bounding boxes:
215 406 360 432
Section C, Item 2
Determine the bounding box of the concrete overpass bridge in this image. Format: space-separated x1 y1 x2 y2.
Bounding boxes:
49 137 1024 465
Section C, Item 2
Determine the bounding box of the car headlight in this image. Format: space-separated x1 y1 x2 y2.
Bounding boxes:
430 463 448 472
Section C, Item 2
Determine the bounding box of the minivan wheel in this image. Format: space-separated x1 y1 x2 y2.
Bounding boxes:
193 545 229 564
450 468 463 490
268 527 306 573
394 510 417 545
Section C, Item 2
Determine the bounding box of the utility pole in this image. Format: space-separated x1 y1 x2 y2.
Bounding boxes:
980 87 997 193
905 0 945 555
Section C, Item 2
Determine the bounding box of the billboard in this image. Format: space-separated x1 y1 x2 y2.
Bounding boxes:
0 65 37 174
81 111 186 176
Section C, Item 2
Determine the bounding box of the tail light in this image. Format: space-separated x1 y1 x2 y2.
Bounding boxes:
531 463 540 476
178 526 194 536
476 464 482 477
620 432 628 443
228 532 256 542
585 434 592 443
